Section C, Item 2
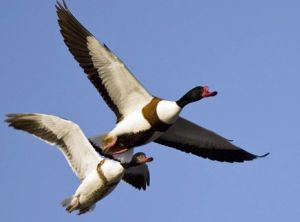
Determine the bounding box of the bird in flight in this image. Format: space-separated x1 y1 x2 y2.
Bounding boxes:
56 0 268 163
6 113 153 214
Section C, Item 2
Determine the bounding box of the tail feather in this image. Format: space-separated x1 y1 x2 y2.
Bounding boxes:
61 196 79 213
61 196 73 207
77 204 95 215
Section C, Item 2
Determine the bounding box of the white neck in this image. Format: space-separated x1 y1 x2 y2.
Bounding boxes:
156 101 181 124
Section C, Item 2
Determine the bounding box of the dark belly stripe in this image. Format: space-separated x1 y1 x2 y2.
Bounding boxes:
93 160 120 203
116 129 155 148
97 159 108 184
142 97 171 132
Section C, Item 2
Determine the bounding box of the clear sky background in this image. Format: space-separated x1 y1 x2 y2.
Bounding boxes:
1 0 299 221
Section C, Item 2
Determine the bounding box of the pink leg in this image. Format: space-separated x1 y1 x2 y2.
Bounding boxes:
102 136 129 155
103 136 117 152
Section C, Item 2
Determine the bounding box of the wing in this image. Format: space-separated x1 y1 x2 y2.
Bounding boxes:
122 164 150 190
56 1 153 122
6 113 101 181
155 117 269 163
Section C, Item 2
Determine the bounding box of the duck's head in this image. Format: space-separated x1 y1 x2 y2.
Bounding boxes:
130 152 153 167
176 86 217 108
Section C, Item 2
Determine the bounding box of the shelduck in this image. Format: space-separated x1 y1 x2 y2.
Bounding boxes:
5 113 153 214
56 1 268 163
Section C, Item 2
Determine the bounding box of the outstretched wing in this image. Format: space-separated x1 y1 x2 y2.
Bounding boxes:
6 113 101 181
56 1 153 122
155 117 269 163
122 164 150 190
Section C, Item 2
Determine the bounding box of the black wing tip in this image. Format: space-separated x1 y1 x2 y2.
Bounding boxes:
5 113 27 125
6 113 20 118
56 0 68 11
5 113 36 124
233 151 270 163
5 113 35 119
5 113 15 126
133 185 146 191
56 0 93 44
133 185 145 191
136 184 147 191
4 113 38 132
55 0 74 22
256 152 270 158
231 150 270 163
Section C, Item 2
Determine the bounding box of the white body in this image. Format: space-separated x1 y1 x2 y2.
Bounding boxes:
110 101 181 139
110 110 151 137
92 101 181 163
74 159 124 209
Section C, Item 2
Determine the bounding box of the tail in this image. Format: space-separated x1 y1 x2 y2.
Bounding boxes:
77 204 95 215
61 196 79 213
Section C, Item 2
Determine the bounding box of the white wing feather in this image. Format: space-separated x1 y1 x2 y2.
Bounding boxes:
6 113 102 180
87 36 153 118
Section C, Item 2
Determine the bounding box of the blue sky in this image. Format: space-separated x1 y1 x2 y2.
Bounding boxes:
1 0 299 221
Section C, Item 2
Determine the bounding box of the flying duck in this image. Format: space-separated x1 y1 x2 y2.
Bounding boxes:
56 1 268 163
5 113 153 214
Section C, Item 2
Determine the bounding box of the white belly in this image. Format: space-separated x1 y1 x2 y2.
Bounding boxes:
74 170 103 206
111 110 151 136
74 160 124 207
